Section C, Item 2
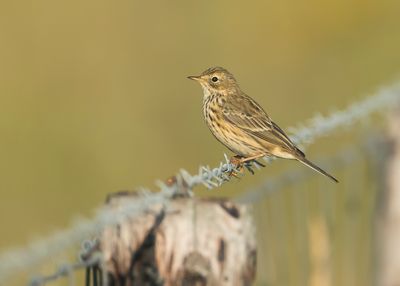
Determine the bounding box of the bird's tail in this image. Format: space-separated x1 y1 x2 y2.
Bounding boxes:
296 156 339 183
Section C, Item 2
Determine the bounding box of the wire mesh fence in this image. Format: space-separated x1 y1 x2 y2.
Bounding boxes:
251 139 384 286
0 82 399 285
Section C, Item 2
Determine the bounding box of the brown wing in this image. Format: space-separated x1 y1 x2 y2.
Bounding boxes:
222 94 302 155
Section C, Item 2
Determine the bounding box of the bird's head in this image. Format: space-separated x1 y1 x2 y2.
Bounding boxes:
188 66 239 97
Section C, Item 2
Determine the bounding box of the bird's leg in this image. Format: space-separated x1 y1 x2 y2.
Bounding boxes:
241 153 267 163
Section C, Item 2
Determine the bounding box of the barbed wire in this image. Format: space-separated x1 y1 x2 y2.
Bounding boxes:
288 84 399 145
0 82 399 285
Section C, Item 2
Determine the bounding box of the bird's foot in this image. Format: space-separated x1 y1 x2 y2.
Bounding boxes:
228 155 245 178
229 155 266 177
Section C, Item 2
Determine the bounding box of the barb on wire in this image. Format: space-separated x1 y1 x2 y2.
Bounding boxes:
0 82 399 285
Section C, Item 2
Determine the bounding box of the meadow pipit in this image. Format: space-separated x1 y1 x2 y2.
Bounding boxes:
188 66 338 183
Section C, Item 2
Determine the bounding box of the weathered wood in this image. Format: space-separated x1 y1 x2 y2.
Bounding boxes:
378 109 400 286
99 192 257 286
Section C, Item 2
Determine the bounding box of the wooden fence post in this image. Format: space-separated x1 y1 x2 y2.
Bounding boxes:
96 192 257 286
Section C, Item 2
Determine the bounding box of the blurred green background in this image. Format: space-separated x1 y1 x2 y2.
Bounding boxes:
1 0 400 285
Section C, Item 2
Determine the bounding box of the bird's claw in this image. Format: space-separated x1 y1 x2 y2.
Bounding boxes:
244 162 255 175
253 160 266 168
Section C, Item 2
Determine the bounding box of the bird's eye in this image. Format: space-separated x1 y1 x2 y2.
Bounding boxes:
211 76 219 82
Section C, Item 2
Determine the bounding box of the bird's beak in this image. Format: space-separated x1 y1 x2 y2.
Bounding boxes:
187 75 202 81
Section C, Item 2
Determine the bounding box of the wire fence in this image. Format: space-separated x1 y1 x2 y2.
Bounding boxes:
252 138 384 286
0 82 399 285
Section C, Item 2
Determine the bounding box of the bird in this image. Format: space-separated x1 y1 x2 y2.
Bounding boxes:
188 66 338 183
